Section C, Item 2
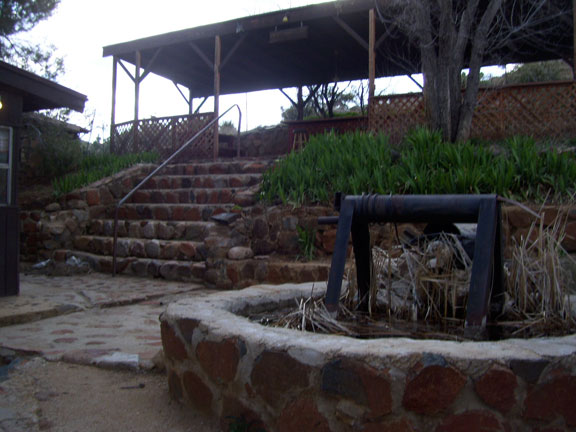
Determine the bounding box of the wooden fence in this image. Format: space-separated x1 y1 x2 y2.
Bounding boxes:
111 112 216 159
369 81 576 142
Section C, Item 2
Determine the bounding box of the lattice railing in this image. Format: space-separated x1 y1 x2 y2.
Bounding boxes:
369 81 576 142
369 93 426 144
111 113 216 159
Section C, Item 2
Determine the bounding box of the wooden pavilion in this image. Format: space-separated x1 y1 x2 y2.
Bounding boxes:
103 0 574 157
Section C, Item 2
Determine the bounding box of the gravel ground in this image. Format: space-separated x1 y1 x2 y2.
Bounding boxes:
0 357 220 432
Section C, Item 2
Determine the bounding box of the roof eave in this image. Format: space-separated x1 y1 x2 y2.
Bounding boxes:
0 61 87 113
102 0 375 57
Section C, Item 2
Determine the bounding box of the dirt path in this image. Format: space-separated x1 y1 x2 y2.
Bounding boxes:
1 357 220 432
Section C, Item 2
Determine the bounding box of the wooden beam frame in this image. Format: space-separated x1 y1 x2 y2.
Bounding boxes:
333 16 369 51
194 96 209 114
573 0 576 79
110 56 118 151
222 34 246 70
140 47 163 81
173 81 191 107
189 88 194 114
134 50 141 122
118 59 135 82
213 35 221 159
368 9 376 100
133 50 141 150
190 42 214 71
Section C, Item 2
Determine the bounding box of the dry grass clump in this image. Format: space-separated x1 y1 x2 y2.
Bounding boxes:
269 211 576 340
503 215 575 336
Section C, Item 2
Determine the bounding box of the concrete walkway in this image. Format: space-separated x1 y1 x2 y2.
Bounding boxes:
0 272 216 431
0 272 211 370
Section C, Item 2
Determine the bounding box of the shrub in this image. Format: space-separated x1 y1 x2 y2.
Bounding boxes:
35 123 84 178
260 129 576 205
52 151 159 197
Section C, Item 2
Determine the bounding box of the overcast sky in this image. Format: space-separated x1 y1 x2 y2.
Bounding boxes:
21 0 422 140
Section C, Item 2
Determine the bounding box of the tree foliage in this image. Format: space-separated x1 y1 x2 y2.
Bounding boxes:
0 0 63 79
377 0 571 142
280 85 318 121
281 81 365 121
494 60 573 85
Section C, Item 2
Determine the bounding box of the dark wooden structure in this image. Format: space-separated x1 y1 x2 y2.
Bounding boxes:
0 61 86 296
103 0 573 158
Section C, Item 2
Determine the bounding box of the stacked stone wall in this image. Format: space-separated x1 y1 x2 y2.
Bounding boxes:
20 164 154 262
161 284 576 432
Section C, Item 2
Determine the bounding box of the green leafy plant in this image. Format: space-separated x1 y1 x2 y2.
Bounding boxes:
260 129 576 205
297 225 316 261
52 151 159 197
34 123 84 179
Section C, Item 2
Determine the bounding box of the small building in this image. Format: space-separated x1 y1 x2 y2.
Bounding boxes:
0 60 87 296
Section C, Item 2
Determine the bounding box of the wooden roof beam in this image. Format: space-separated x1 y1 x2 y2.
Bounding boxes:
221 34 246 70
333 16 369 51
118 59 136 82
189 42 214 71
140 47 164 81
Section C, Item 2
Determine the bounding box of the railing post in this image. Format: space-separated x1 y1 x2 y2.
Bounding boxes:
133 50 141 153
110 56 118 154
213 35 221 160
171 117 177 156
368 9 376 101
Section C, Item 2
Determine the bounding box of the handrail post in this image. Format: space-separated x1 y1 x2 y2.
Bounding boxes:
112 206 120 276
236 109 242 157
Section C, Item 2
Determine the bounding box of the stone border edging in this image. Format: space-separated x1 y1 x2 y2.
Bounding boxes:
161 283 576 431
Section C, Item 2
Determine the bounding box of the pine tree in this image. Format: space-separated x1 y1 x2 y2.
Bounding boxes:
0 0 63 79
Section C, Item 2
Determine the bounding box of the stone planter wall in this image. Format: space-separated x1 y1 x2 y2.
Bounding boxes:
161 283 576 432
241 204 576 262
207 203 576 289
19 164 154 262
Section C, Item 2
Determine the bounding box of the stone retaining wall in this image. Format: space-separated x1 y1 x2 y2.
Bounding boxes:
207 203 576 289
161 282 576 431
19 164 154 262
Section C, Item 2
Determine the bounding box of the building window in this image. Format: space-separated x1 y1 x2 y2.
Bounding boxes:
0 127 13 205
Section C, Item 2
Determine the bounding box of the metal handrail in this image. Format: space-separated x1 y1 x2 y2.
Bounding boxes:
112 104 242 275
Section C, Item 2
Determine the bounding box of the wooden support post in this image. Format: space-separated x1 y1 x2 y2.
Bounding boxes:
134 50 141 121
189 88 194 115
573 0 576 79
214 35 221 160
110 56 118 153
134 50 141 152
368 9 376 101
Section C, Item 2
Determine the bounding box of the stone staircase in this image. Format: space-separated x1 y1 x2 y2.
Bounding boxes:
51 158 330 288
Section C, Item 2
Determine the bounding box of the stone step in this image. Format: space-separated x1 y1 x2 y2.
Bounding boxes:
112 204 244 221
73 236 205 261
140 173 262 190
89 219 230 241
160 159 273 176
53 249 207 282
208 258 331 289
128 188 243 205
